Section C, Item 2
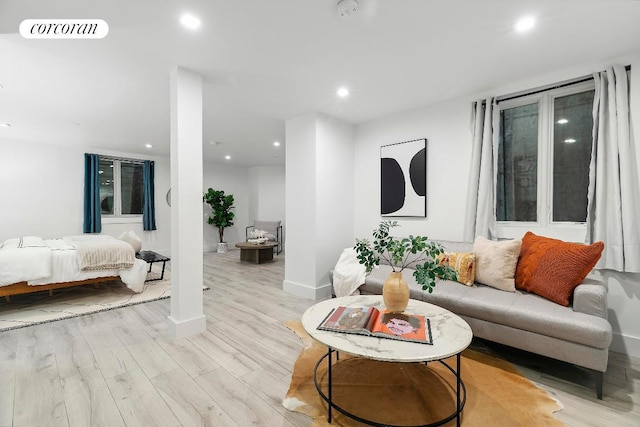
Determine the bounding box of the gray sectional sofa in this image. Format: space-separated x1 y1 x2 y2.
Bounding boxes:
331 240 612 399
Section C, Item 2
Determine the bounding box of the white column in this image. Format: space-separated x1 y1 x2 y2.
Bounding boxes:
283 113 355 300
167 67 206 338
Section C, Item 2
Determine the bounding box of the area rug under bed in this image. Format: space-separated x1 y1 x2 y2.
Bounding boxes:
0 274 205 331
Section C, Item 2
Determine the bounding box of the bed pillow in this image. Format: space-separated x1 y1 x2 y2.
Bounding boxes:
473 236 522 292
119 230 142 253
436 252 476 286
515 232 604 306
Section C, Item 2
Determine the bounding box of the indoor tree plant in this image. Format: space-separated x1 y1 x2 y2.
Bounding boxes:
354 220 457 312
203 188 235 253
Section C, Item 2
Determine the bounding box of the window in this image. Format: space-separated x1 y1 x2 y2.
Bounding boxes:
496 81 595 235
99 158 144 216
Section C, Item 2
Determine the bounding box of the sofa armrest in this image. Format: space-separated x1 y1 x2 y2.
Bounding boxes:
573 278 608 319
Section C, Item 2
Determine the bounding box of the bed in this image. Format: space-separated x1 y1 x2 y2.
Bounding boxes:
0 235 148 301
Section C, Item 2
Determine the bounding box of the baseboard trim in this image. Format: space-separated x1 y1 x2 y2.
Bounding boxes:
610 332 640 359
167 314 206 339
283 280 332 301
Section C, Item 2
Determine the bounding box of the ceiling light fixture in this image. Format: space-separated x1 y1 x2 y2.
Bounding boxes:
180 13 201 30
225 155 231 160
557 118 569 124
514 16 536 33
337 87 349 98
273 141 280 147
337 0 359 17
145 144 153 148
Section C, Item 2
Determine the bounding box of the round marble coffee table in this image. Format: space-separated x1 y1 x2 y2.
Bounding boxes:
301 295 473 427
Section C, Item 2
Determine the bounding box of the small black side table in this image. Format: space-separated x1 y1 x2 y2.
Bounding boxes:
135 251 170 281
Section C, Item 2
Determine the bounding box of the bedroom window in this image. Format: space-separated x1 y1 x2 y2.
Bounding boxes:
496 81 595 234
99 158 144 216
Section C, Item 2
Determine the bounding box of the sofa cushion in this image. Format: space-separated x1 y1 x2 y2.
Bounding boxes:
437 252 476 286
473 236 521 292
436 240 474 254
423 282 610 349
515 232 604 306
357 266 610 349
361 265 427 301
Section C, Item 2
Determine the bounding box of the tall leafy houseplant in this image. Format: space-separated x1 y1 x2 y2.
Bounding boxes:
203 188 235 244
354 221 457 300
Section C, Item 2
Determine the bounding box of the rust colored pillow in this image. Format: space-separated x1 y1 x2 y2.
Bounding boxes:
515 232 604 306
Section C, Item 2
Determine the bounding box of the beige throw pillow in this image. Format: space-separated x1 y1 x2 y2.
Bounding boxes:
473 236 522 292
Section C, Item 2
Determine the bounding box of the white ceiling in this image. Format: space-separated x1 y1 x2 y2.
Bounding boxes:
1 0 640 167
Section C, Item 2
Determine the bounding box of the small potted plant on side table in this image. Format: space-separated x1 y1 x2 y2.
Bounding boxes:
354 221 457 312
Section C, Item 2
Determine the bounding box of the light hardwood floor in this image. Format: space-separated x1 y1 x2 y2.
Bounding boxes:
0 250 638 426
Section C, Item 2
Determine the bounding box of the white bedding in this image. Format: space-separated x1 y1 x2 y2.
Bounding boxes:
0 235 147 293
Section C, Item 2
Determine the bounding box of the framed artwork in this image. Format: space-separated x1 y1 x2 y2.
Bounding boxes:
380 138 427 217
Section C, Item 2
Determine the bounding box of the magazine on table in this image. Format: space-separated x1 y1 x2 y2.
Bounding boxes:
317 306 433 345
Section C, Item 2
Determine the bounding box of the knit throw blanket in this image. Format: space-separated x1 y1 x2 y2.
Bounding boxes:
65 235 135 271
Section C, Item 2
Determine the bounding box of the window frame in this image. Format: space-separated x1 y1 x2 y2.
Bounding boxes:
494 80 595 242
100 157 144 224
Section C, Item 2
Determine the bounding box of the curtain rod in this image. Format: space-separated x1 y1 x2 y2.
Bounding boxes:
92 154 150 165
495 64 631 104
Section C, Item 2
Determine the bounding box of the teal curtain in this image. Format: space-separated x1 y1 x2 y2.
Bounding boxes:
83 153 102 233
143 160 156 231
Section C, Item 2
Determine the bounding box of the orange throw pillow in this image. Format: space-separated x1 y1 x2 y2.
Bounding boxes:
515 232 604 306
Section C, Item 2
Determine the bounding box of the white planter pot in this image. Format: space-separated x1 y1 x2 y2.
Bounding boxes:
217 242 228 253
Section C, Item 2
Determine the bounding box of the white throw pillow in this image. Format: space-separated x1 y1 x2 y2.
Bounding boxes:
472 236 522 292
119 230 142 253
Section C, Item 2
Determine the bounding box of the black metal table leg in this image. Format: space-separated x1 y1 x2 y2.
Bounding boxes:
457 353 461 427
328 347 333 423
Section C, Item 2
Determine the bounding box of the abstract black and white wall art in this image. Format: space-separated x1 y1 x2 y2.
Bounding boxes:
380 138 427 217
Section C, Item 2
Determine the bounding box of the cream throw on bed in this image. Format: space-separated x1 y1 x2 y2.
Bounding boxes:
65 235 135 271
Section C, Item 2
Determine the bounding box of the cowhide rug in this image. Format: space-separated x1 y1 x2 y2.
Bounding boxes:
283 320 564 427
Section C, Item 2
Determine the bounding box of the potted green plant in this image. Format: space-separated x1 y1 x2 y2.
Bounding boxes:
203 188 235 253
354 220 457 312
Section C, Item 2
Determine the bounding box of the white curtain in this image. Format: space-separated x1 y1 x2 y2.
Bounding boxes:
463 98 496 242
586 65 640 272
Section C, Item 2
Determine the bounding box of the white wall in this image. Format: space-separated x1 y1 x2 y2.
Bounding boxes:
0 138 282 256
283 113 355 299
354 99 471 241
284 113 318 297
247 166 286 226
352 51 640 358
0 139 171 254
316 115 356 284
202 162 249 250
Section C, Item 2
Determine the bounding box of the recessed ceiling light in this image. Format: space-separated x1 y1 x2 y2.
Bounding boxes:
273 141 280 147
0 123 11 127
564 138 576 144
557 118 569 124
145 144 153 148
337 87 349 98
180 13 201 30
225 155 231 160
514 16 536 33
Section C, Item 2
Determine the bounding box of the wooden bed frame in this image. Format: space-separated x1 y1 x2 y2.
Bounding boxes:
0 276 119 302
